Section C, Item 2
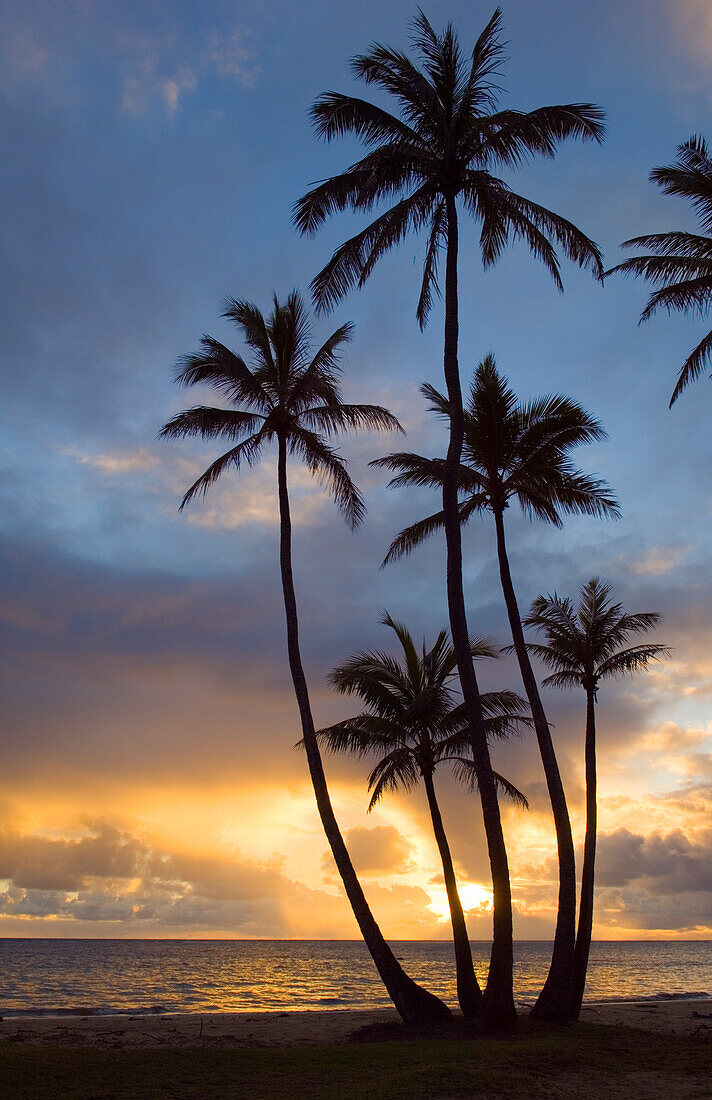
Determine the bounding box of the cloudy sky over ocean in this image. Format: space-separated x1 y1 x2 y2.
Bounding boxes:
2 0 711 940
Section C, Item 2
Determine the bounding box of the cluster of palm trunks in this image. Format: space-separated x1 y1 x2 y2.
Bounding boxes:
161 8 706 1027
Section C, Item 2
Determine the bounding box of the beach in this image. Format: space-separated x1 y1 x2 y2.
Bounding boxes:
2 998 710 1049
2 1000 710 1099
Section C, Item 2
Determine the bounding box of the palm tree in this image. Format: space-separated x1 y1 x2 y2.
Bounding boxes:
316 613 530 1019
293 9 605 1026
522 579 669 1020
608 136 712 405
374 357 619 1021
160 291 450 1023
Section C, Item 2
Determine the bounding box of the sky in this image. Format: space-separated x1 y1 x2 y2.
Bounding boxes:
1 0 711 943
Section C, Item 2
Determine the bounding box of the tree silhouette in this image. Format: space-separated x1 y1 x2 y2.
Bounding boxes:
160 290 450 1022
316 614 530 1019
522 578 669 1019
374 356 619 1020
294 8 604 1026
609 136 712 405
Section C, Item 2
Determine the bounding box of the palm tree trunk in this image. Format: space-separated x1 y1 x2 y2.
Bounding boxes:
569 687 597 1020
422 769 482 1019
276 436 451 1023
442 195 516 1027
492 507 576 1024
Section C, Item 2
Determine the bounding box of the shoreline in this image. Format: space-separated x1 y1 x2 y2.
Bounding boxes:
1 999 710 1049
0 990 707 1020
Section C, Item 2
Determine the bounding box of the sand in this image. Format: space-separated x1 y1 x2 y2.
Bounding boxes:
0 999 710 1049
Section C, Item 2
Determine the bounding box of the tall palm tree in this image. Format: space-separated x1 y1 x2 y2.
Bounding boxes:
160 291 450 1023
294 9 605 1025
316 614 530 1019
522 579 669 1020
374 357 619 1021
608 136 712 406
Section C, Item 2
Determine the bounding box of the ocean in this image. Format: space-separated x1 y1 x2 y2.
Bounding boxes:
0 939 709 1017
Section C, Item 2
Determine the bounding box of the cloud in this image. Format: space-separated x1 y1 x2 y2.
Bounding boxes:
1 25 49 77
113 20 257 117
66 447 160 475
0 821 145 891
597 826 712 894
665 0 712 62
627 545 691 577
204 29 256 82
333 825 416 878
1 3 257 114
0 818 442 938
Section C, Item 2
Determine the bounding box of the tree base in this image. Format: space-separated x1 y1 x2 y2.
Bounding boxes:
393 980 453 1023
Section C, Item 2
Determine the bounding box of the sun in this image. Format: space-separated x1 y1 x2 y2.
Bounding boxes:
427 882 492 922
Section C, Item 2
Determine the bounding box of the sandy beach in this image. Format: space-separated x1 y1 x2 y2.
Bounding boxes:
1 999 710 1049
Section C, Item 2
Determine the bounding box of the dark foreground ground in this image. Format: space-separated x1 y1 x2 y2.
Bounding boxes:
1 1017 710 1100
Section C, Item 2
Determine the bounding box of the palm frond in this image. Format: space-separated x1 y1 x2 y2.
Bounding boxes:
607 253 712 286
223 299 277 373
178 431 267 509
596 643 671 681
457 7 505 120
616 231 712 258
669 326 712 404
501 190 604 281
380 612 425 689
299 404 403 437
367 749 421 809
294 146 427 236
314 715 400 757
480 104 605 169
450 757 528 808
650 136 712 233
310 185 437 313
417 201 446 328
309 91 426 149
174 337 268 409
288 427 365 528
638 275 712 322
159 407 264 442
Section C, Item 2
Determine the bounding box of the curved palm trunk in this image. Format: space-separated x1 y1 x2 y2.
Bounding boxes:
492 507 576 1023
569 687 597 1020
442 196 516 1027
422 769 482 1019
276 438 451 1023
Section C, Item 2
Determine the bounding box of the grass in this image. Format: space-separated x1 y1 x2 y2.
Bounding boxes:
1 1022 710 1099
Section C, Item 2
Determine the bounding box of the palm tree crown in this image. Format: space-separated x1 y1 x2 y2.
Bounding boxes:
317 613 529 808
522 578 670 695
521 578 669 1020
317 613 529 1020
608 135 712 405
375 355 620 562
294 9 605 324
160 293 458 1025
160 291 401 519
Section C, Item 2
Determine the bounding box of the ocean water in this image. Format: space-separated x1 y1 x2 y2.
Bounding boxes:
0 939 709 1017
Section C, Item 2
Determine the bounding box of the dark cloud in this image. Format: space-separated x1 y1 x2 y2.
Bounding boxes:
597 827 712 894
0 821 144 891
0 819 444 937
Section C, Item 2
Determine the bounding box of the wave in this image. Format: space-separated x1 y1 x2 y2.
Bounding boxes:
0 1005 168 1018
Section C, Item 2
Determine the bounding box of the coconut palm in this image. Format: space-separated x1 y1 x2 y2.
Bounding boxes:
160 291 450 1023
316 614 530 1019
294 9 605 1025
522 579 669 1019
608 136 712 405
374 357 619 1021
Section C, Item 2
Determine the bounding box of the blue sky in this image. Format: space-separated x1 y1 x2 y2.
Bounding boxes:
1 0 711 940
